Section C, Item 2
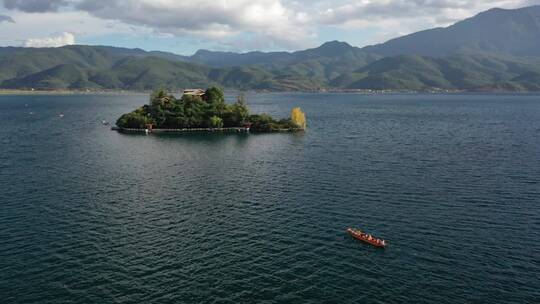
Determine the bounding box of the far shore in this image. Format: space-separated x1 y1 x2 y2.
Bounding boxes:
0 89 148 95
1 88 539 96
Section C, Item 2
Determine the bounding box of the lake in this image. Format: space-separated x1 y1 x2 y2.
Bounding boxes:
0 93 539 303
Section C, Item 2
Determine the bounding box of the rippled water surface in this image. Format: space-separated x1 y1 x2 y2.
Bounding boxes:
1 93 539 303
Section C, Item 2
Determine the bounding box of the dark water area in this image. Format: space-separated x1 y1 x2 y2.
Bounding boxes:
0 93 539 303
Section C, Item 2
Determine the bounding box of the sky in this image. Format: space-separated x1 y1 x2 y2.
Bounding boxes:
0 0 538 55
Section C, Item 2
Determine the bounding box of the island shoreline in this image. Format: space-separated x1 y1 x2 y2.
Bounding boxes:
111 126 303 134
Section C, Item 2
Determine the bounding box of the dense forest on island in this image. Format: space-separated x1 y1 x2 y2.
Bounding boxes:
116 87 306 132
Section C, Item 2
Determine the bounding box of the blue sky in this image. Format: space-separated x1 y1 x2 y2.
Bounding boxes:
0 0 536 55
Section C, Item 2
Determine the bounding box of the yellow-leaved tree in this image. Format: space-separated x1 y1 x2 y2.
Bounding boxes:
290 107 306 129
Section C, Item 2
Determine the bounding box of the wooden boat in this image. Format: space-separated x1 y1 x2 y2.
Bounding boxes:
347 228 387 248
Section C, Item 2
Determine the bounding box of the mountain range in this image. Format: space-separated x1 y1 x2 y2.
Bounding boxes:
2 5 540 92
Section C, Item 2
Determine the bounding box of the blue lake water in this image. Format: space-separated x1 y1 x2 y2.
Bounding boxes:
0 93 539 303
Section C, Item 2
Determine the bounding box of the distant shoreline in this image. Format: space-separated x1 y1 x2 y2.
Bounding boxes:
1 88 539 95
0 89 147 95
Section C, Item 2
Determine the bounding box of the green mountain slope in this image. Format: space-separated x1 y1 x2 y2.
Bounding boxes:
0 42 376 91
337 52 540 91
110 57 213 90
363 6 540 57
3 46 540 92
0 47 215 90
2 6 540 92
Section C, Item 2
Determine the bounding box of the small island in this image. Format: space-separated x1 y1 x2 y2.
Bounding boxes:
114 87 306 133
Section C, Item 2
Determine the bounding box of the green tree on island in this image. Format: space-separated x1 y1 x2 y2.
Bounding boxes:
205 87 227 116
116 87 306 132
209 116 224 128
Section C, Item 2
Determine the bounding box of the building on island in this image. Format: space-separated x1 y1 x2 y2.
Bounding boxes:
183 89 205 97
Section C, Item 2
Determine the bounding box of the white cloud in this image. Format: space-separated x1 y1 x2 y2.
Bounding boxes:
72 0 315 49
0 0 539 50
312 0 538 45
319 0 536 26
1 0 317 48
24 32 75 47
75 0 540 48
0 10 146 47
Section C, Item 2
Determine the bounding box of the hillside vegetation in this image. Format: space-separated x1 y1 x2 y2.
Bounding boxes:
2 6 540 92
